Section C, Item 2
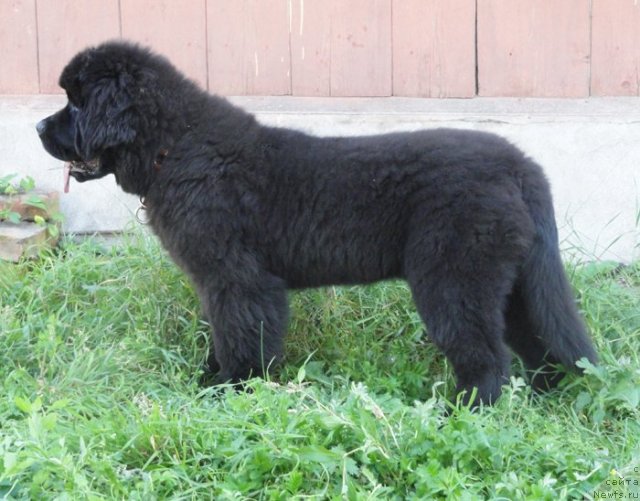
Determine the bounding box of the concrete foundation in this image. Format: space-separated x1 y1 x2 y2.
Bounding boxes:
1 95 638 261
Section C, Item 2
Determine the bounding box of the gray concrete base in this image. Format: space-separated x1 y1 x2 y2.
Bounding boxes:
1 95 638 261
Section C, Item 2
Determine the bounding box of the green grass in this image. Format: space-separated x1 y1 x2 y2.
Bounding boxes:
0 233 638 499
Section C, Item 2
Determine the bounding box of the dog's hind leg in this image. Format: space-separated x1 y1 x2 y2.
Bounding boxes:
197 271 289 384
407 268 514 406
504 284 565 391
403 208 529 406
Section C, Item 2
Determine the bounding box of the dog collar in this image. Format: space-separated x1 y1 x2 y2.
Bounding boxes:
137 148 168 223
135 196 150 225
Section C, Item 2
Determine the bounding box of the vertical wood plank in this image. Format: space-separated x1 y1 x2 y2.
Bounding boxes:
243 0 291 95
477 0 590 97
0 0 38 93
207 1 246 94
330 0 392 97
592 0 640 96
290 0 331 96
37 0 120 93
392 0 475 97
121 0 208 89
208 0 290 95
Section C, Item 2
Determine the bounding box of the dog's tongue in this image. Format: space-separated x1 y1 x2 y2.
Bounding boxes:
63 163 71 193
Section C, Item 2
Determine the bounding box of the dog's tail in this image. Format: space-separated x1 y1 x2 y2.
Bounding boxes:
518 172 598 370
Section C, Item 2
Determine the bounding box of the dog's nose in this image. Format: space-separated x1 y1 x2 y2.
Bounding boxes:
36 119 47 136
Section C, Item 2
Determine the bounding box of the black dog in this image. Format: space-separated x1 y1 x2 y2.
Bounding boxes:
37 41 597 405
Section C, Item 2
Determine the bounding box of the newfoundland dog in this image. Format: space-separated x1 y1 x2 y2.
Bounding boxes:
37 41 597 405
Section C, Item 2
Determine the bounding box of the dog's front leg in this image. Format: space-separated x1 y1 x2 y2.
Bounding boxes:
197 272 289 385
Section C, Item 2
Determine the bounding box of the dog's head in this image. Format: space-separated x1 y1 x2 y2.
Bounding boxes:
36 41 180 194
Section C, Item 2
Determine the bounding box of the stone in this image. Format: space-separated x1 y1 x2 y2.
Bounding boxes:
0 222 58 262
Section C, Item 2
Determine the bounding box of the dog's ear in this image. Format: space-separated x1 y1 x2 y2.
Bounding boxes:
75 73 137 159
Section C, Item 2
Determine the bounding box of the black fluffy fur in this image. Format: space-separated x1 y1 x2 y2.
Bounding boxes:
37 41 597 405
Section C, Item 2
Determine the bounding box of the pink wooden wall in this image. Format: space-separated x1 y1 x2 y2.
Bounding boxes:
1 0 639 97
